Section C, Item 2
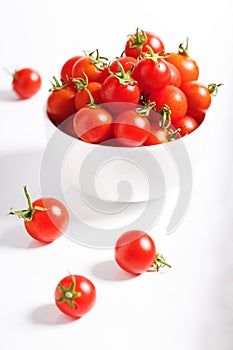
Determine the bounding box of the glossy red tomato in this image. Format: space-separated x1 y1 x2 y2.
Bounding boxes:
12 68 41 99
46 78 76 125
132 57 171 92
60 55 82 86
113 108 151 147
125 28 165 59
74 81 102 110
180 81 211 117
73 106 113 143
109 56 137 74
150 85 188 124
9 186 69 243
101 75 140 111
174 115 198 136
165 39 199 83
72 51 109 83
115 230 156 274
55 275 96 318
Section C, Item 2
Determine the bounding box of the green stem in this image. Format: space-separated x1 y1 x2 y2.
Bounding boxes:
8 186 47 222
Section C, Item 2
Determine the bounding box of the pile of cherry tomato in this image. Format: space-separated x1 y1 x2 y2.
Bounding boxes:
46 28 221 146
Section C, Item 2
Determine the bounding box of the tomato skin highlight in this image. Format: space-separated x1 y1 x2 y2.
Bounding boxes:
115 230 156 274
24 198 69 243
73 106 113 143
55 275 96 318
12 68 42 99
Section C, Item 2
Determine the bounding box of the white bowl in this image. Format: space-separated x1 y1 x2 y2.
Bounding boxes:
43 104 207 203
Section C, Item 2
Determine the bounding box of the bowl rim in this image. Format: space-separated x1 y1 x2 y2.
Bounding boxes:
44 103 208 152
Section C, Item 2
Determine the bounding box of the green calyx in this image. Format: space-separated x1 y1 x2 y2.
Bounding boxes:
128 27 148 56
108 59 136 85
142 45 169 65
73 72 96 107
136 101 156 117
149 253 172 272
8 186 47 222
158 104 172 129
56 275 81 309
49 76 67 92
84 49 108 70
178 37 189 56
208 83 223 96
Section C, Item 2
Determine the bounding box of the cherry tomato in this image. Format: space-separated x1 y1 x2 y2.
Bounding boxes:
150 85 188 124
109 56 137 74
9 186 69 243
174 115 198 137
12 68 41 99
165 38 199 83
125 28 165 59
73 106 113 143
72 50 109 83
55 274 96 318
113 108 151 147
101 75 140 108
46 77 76 125
60 55 82 87
180 81 211 117
132 57 171 92
167 61 182 87
74 81 102 111
115 230 156 274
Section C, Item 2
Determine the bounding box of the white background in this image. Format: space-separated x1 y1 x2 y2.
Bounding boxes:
0 0 233 349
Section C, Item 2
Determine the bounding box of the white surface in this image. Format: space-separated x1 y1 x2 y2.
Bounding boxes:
0 1 233 349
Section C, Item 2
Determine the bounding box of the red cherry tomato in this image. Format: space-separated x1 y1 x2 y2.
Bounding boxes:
55 275 96 318
46 77 76 125
72 50 109 83
115 230 156 274
132 57 171 92
180 81 212 117
74 81 102 111
165 39 199 83
73 106 113 143
109 56 137 73
113 108 151 147
9 186 69 243
125 28 165 59
12 68 41 99
60 55 82 86
150 85 188 124
174 115 198 137
101 75 140 112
